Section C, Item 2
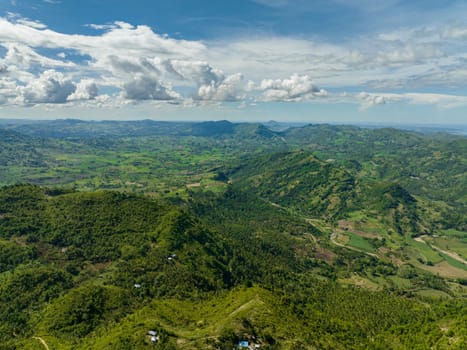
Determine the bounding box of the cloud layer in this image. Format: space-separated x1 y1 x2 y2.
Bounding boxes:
1 13 467 112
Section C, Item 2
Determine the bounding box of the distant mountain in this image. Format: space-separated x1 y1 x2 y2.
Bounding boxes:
2 119 193 138
188 120 235 136
3 119 284 140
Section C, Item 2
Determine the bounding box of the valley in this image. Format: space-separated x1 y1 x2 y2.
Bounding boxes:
0 119 465 349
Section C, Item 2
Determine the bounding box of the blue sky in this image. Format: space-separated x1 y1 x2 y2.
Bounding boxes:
1 0 467 124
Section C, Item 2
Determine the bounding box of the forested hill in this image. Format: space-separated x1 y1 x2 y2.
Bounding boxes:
225 151 357 219
0 119 466 349
281 124 467 209
223 150 464 235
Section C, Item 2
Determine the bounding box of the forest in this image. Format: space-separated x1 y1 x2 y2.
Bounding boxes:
0 119 465 349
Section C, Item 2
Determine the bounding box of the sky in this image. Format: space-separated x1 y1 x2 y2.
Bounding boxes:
1 0 467 124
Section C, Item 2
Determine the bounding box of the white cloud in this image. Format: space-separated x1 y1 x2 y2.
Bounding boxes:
404 92 467 108
122 75 180 101
85 23 118 31
15 18 47 29
1 14 467 111
357 92 393 110
196 73 245 101
169 61 223 85
375 45 443 66
0 77 17 104
6 13 47 29
207 37 355 82
162 61 247 101
356 91 467 110
442 25 467 40
1 43 74 69
67 79 98 101
0 18 206 60
258 74 327 102
0 17 206 105
17 70 76 104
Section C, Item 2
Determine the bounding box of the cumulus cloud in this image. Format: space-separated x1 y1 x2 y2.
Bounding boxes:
17 70 76 104
196 73 245 101
257 74 327 102
67 79 98 101
0 16 206 105
0 77 17 104
122 75 180 101
105 55 160 76
357 92 393 110
169 61 222 85
1 14 467 111
167 61 248 101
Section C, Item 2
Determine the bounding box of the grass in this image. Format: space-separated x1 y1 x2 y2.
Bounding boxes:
345 232 375 252
432 236 467 260
415 289 452 299
406 239 444 264
438 252 467 271
416 261 467 280
441 229 467 238
388 276 413 289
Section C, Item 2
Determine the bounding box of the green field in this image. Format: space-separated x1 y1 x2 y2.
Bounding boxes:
405 239 444 264
345 232 375 253
432 233 467 260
